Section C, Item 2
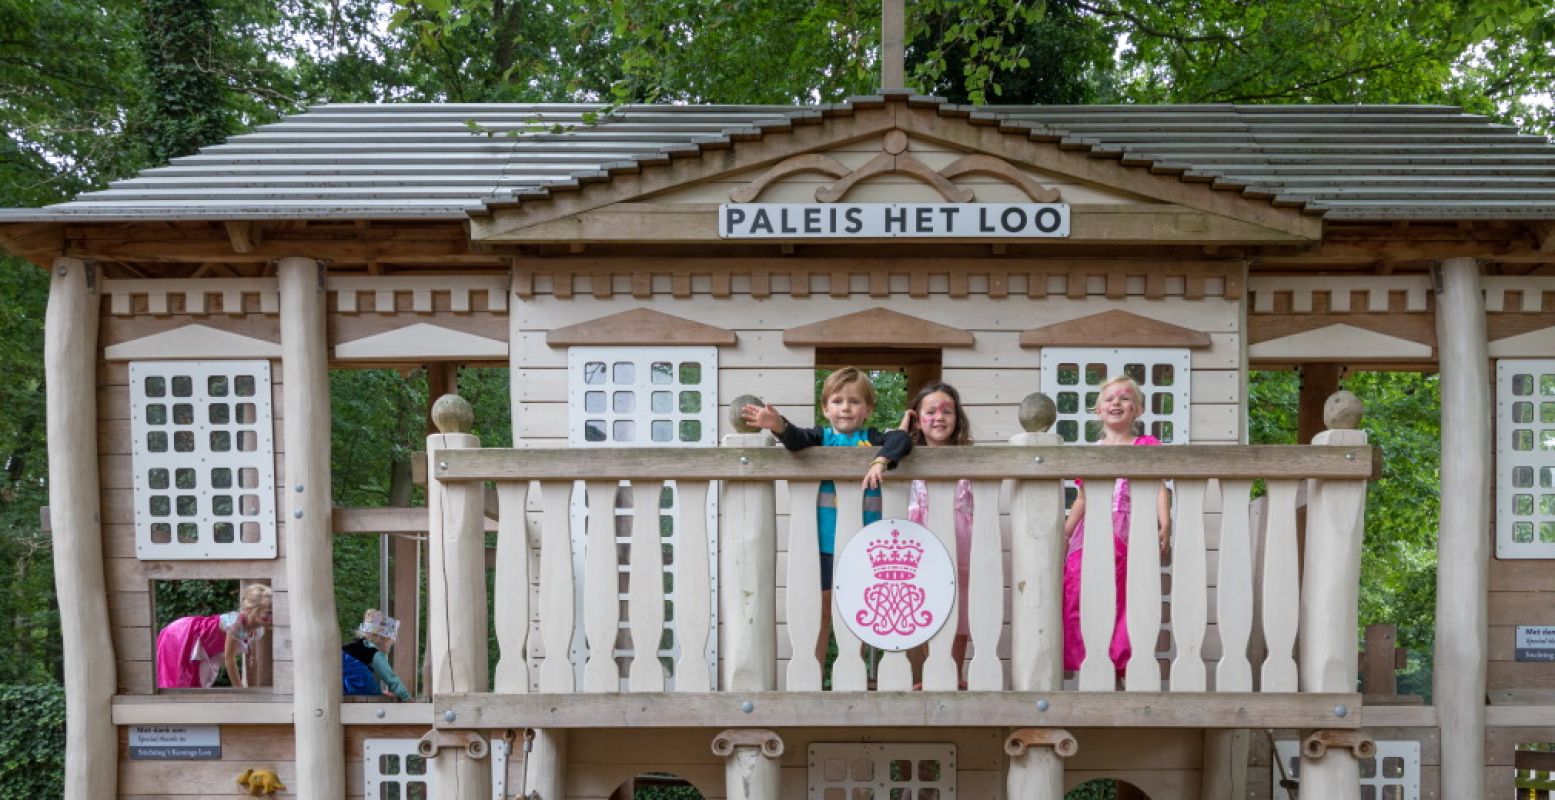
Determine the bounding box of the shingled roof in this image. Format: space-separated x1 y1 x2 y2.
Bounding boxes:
4 97 1554 223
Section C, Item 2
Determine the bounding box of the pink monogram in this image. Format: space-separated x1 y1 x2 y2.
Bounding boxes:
855 529 933 636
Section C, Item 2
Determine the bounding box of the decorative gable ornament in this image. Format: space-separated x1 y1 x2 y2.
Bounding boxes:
721 129 1069 239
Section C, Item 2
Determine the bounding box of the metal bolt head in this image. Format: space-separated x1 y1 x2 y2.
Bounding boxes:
740 700 754 714
1334 704 1349 718
293 509 304 519
739 456 750 465
375 708 386 719
438 461 449 471
294 483 304 492
443 709 457 723
1345 452 1355 460
55 265 67 276
313 708 324 718
1033 456 1044 464
1036 699 1049 712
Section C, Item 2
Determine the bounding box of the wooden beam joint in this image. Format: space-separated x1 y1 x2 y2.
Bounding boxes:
1004 728 1078 758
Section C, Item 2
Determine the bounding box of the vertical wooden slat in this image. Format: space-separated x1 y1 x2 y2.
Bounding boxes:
450 287 471 312
1261 479 1300 691
869 271 889 298
582 480 620 691
1026 271 1048 299
1105 272 1127 300
553 270 574 299
627 481 666 691
909 272 929 298
1145 272 1166 300
751 270 771 299
631 272 652 299
1168 479 1207 691
785 481 823 691
537 484 576 692
493 481 531 693
1077 479 1118 690
922 480 960 690
949 271 969 298
1123 479 1162 691
829 270 849 298
966 479 1003 690
791 269 810 298
719 452 777 692
875 481 912 692
512 270 534 299
590 273 612 300
1008 455 1066 692
671 272 692 298
673 481 712 692
987 270 1009 299
711 272 732 298
830 483 868 691
1215 479 1254 692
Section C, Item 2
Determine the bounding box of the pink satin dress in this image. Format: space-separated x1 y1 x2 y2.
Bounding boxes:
1062 435 1160 673
908 478 973 639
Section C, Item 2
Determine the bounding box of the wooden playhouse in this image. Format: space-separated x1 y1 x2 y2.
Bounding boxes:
5 89 1555 800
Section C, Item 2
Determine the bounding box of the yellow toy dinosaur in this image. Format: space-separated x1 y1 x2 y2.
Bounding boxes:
236 768 286 796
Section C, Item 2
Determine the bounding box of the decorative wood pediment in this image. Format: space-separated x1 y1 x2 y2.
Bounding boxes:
1489 325 1555 357
104 323 281 360
335 322 507 361
1020 310 1211 349
783 307 973 348
470 101 1323 245
1248 323 1431 361
547 308 737 346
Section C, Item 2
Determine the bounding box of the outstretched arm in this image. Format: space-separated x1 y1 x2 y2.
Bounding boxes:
1156 483 1172 555
1063 486 1086 539
224 633 245 688
740 403 786 435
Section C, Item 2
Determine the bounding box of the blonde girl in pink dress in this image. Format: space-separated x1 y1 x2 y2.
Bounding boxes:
155 584 272 688
1061 376 1171 675
902 381 974 681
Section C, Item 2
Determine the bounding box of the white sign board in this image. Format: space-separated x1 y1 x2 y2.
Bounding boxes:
1517 626 1555 662
719 203 1070 238
833 519 955 651
129 725 221 760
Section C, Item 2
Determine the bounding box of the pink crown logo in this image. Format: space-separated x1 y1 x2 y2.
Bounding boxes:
868 528 924 581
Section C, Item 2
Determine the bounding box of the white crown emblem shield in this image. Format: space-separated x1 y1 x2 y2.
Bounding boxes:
834 518 955 651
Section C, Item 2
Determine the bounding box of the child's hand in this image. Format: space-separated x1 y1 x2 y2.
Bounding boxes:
898 408 916 432
1158 523 1171 560
862 458 888 489
741 403 784 433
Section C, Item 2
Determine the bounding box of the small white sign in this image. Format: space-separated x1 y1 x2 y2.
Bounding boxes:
1517 626 1555 662
129 725 221 760
833 519 955 651
719 203 1070 238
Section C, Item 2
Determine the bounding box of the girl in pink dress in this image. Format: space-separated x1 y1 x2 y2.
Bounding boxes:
1062 376 1171 675
155 584 272 688
903 381 974 680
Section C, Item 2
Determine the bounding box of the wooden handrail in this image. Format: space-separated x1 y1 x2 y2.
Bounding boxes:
432 443 1381 482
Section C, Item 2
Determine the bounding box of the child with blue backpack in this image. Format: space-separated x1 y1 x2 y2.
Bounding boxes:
342 609 411 701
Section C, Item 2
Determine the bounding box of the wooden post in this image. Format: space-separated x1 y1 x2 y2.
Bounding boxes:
1005 728 1076 798
720 431 778 692
277 256 345 798
713 730 783 800
881 0 905 89
1433 256 1490 800
1296 390 1368 798
1008 393 1065 692
1200 730 1249 800
426 394 489 798
45 257 116 799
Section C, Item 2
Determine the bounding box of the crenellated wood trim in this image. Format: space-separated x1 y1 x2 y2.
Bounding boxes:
328 275 508 315
547 307 737 346
1019 309 1211 349
1249 276 1432 316
783 307 973 348
103 278 280 317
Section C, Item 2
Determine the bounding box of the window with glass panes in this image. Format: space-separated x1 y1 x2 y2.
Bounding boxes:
1497 359 1555 558
129 360 276 560
1039 347 1191 444
562 347 719 690
363 739 430 800
808 743 956 799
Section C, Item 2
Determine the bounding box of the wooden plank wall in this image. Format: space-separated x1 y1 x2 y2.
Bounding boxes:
116 723 423 799
511 267 1244 687
99 309 292 695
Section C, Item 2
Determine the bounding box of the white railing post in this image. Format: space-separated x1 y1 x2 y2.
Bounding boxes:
427 394 489 798
1297 390 1370 798
720 404 777 692
1008 393 1066 693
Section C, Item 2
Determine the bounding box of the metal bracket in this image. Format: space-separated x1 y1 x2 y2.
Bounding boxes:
84 261 97 295
1004 728 1079 758
416 729 489 760
1302 730 1376 760
711 728 785 759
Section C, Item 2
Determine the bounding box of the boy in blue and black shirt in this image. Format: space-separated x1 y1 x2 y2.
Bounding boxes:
741 367 912 660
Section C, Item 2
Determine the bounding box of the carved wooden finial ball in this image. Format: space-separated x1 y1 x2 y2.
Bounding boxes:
882 129 909 155
729 394 764 434
431 394 475 434
1018 392 1057 433
1324 390 1364 430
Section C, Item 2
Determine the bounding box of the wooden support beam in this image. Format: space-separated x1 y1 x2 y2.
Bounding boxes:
223 221 261 254
1434 256 1490 800
278 256 346 797
45 257 116 800
435 690 1364 730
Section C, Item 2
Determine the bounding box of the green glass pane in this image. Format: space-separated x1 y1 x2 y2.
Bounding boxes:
1056 419 1078 442
1056 392 1078 414
1515 494 1534 515
148 468 169 490
1513 374 1534 395
1515 402 1534 423
146 404 167 425
1056 364 1078 385
144 376 166 397
679 391 701 413
1515 521 1535 542
650 362 673 384
678 420 701 442
678 362 701 385
1515 429 1534 450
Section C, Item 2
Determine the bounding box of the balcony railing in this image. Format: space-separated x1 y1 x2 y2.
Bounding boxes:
421 395 1376 736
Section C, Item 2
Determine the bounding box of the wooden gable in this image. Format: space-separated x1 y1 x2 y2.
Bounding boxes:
547 307 737 346
470 99 1322 247
783 307 974 348
1019 309 1212 349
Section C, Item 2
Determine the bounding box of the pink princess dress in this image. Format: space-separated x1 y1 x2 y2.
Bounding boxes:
1062 434 1161 673
155 611 265 688
908 478 973 641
